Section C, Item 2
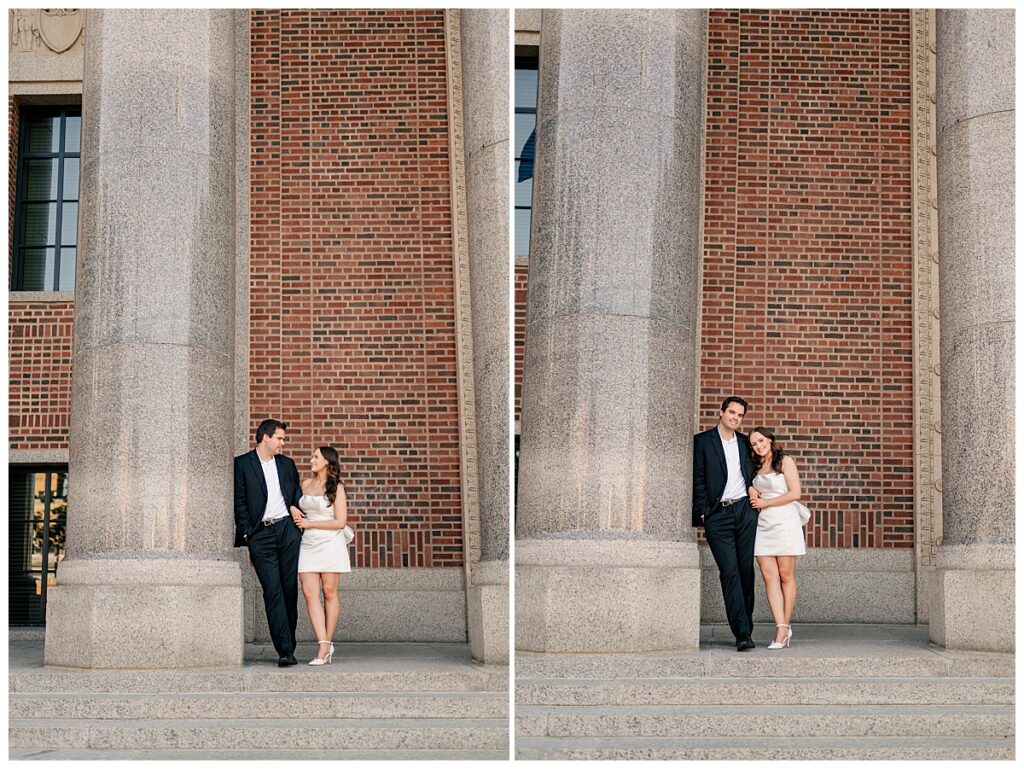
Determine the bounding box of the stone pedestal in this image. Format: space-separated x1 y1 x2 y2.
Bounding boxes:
517 540 699 652
515 10 706 653
930 10 1014 652
44 9 244 669
929 544 1014 652
460 9 510 664
468 560 510 663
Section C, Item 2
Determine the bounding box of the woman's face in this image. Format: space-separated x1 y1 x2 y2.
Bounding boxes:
310 449 326 472
750 432 772 458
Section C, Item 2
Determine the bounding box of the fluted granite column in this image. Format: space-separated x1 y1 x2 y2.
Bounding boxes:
929 10 1015 652
461 10 510 665
516 9 705 653
44 9 244 668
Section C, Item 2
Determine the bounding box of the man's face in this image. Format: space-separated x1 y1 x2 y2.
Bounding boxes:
719 403 745 432
263 428 286 455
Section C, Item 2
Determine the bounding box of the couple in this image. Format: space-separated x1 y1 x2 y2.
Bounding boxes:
693 396 810 652
234 419 353 667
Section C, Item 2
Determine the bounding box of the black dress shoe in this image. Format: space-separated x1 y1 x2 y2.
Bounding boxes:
736 635 755 651
278 654 298 667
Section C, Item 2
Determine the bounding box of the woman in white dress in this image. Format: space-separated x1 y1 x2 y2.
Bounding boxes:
289 446 352 665
748 427 807 650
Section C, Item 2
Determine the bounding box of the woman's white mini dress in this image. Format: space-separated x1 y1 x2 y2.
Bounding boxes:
753 472 807 556
297 494 353 573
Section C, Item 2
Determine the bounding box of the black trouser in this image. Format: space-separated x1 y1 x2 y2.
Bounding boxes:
247 518 301 656
704 499 757 640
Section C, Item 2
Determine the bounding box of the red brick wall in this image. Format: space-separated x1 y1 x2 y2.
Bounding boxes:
513 264 528 424
9 302 75 450
249 10 463 568
8 96 76 453
701 9 914 548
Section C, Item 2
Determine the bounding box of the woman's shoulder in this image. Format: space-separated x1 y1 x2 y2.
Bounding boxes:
781 454 798 470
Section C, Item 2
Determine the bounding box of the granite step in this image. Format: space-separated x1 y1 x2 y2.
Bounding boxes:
515 650 1015 679
10 748 508 761
514 735 1014 760
517 676 1015 706
516 703 1014 738
10 667 506 694
9 642 508 760
9 718 509 751
10 691 508 721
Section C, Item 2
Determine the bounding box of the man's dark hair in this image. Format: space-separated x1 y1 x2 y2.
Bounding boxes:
720 396 749 414
255 418 288 445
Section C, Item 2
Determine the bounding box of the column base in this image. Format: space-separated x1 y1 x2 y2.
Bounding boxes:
44 557 244 669
516 538 700 653
928 543 1015 652
468 559 509 664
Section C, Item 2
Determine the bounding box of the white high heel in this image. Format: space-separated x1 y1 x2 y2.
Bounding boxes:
767 624 792 650
308 640 334 666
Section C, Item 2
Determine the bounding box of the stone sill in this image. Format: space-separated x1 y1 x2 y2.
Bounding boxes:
9 291 75 303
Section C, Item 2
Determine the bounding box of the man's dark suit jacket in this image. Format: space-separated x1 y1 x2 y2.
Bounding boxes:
692 427 756 527
234 450 303 547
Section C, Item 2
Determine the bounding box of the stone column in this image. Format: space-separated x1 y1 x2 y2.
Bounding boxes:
44 9 244 668
929 10 1014 652
461 9 510 665
516 10 705 653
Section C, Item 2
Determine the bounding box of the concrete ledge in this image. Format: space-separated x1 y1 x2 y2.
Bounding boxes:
929 542 1014 652
700 548 916 624
9 449 70 466
517 538 700 653
9 291 75 303
245 566 469 644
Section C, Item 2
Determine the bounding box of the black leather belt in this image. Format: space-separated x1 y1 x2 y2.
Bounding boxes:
262 516 289 528
720 497 747 507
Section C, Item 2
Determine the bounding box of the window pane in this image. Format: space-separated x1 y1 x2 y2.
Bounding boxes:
515 208 532 257
62 157 80 200
18 248 56 291
61 202 78 245
22 202 57 245
515 161 534 207
64 115 82 154
25 116 61 153
514 114 536 158
31 521 46 569
8 469 67 625
58 248 76 291
514 68 538 109
25 159 59 201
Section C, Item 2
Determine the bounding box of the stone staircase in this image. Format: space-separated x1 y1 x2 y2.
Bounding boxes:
9 641 508 760
516 624 1014 760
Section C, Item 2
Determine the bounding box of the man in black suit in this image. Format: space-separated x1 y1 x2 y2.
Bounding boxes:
693 396 760 651
234 418 303 666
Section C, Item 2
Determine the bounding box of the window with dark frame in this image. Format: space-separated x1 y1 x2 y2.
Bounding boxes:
12 108 81 291
514 55 538 259
8 467 68 626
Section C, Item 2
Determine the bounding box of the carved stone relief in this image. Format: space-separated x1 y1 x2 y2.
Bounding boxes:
10 9 84 55
911 9 942 623
443 10 483 579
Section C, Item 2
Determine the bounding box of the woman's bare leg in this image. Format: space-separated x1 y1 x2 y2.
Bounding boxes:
778 556 797 629
757 555 786 641
321 572 341 653
300 572 327 654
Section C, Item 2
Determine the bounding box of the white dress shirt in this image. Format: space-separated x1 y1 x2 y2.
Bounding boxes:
719 430 748 501
259 455 290 522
